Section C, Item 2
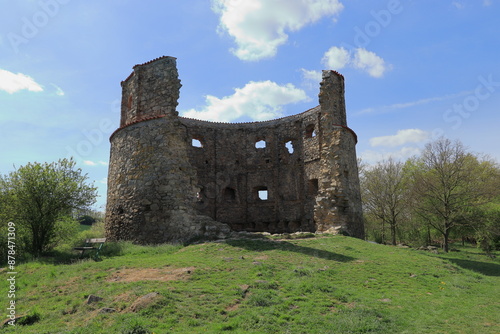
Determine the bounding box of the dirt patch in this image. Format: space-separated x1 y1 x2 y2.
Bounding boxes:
225 299 241 312
106 266 195 282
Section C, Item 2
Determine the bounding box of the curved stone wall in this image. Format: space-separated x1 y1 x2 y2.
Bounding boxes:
105 57 364 243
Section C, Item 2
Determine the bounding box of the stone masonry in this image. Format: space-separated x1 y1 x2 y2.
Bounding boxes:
105 56 364 243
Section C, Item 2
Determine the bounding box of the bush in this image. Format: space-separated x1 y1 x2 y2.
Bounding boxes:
78 215 96 226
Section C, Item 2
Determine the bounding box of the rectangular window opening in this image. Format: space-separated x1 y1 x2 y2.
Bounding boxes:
258 189 268 200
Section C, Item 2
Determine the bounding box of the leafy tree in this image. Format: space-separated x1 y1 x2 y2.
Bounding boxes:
409 138 500 252
361 158 409 245
1 158 97 256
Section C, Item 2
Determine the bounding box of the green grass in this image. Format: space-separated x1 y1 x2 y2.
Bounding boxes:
1 236 499 333
78 224 92 233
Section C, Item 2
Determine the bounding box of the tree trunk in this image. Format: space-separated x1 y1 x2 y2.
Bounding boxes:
427 225 431 246
443 228 450 253
391 222 397 245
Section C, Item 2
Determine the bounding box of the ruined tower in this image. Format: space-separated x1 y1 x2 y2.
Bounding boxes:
105 56 364 243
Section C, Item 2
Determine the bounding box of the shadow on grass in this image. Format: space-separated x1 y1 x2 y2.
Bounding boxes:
36 242 125 265
443 258 500 277
226 238 355 262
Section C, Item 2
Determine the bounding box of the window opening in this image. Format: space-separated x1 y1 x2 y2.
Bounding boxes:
255 140 266 149
308 179 319 196
305 124 317 138
192 138 203 148
258 189 268 200
254 186 269 201
224 187 236 201
285 141 294 154
196 186 204 203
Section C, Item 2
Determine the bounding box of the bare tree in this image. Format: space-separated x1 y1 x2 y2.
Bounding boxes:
361 157 409 245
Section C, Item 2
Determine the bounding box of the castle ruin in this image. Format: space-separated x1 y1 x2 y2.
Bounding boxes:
105 56 364 243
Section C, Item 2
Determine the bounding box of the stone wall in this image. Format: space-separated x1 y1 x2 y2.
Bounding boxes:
105 57 364 243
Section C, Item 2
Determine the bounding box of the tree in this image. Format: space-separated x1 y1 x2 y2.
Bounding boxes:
361 158 409 245
2 158 97 256
410 138 500 252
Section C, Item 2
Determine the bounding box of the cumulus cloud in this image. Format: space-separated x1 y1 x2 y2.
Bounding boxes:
370 129 430 147
322 46 350 70
213 0 344 61
182 80 309 122
321 47 389 78
352 48 388 78
0 69 43 94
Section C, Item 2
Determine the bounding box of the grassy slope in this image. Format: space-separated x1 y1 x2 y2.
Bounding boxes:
2 235 499 334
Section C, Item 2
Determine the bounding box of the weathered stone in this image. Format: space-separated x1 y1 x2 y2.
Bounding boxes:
86 295 103 304
129 292 161 313
105 57 364 244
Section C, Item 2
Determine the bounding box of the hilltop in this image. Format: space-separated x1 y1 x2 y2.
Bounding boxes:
2 235 499 333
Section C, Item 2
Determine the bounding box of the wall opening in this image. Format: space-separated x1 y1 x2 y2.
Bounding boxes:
255 140 266 149
255 186 268 201
196 186 204 203
305 124 317 138
285 140 294 154
308 179 319 196
192 138 203 148
224 187 236 202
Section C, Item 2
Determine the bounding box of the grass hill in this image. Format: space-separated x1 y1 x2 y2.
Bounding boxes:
2 234 499 333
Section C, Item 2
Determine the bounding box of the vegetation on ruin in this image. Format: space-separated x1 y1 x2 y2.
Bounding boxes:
1 230 498 333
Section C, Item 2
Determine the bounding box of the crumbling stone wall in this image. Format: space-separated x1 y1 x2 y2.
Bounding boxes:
105 56 364 243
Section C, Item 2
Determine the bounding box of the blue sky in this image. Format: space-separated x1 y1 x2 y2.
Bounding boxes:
1 0 499 210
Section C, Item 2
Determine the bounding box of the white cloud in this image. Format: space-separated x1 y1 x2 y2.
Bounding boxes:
300 69 322 82
361 146 422 164
83 160 108 167
352 48 389 78
213 0 344 61
452 1 465 9
0 69 43 94
322 46 350 70
483 0 493 6
181 80 309 122
321 47 390 78
370 129 430 147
